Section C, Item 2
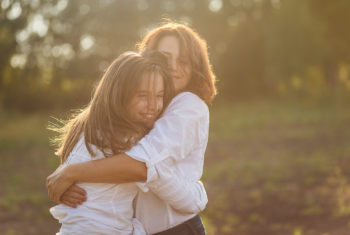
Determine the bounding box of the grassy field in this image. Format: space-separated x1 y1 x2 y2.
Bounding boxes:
0 99 350 235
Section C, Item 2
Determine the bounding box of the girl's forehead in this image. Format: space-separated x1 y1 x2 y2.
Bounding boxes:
138 71 163 87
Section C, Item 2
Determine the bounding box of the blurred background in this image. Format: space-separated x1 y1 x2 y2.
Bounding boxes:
1 0 350 234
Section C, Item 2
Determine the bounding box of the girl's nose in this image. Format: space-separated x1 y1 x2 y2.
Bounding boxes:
147 98 157 111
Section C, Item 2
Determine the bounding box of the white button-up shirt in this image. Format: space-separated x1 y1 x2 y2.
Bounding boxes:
126 92 210 234
50 137 146 235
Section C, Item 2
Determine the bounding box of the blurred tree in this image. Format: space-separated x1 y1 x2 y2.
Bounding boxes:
310 0 350 87
263 0 328 81
0 0 349 111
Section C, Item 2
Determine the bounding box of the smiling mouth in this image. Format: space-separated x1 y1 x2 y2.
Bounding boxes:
172 75 180 80
142 113 156 120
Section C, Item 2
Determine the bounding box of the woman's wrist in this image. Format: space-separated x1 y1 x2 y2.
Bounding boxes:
64 163 78 183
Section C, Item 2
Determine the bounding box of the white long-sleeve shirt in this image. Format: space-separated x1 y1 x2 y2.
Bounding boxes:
50 137 146 235
126 92 210 234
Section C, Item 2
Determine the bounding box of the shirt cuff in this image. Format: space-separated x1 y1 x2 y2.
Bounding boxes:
135 149 175 192
125 143 150 163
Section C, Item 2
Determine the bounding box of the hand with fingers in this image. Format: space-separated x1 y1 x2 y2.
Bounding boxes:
46 164 84 206
60 185 87 208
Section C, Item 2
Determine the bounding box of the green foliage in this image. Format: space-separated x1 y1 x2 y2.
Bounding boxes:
1 0 350 111
0 110 50 150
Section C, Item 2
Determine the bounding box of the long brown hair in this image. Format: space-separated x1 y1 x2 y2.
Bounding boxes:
50 51 174 164
137 20 217 102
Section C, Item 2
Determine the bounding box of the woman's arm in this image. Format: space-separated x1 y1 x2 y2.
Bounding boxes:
152 176 208 214
46 153 147 204
125 92 209 213
58 164 208 213
142 160 208 214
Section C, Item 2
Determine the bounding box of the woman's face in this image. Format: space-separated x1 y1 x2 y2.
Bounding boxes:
126 71 164 127
156 36 191 94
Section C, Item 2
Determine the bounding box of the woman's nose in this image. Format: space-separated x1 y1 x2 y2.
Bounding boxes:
169 58 177 71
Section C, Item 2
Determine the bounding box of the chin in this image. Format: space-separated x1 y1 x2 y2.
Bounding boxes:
145 122 154 128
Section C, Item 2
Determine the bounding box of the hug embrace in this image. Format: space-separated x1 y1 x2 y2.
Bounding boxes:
46 21 217 235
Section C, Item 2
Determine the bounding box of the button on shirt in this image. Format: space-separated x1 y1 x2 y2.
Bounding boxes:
126 92 210 234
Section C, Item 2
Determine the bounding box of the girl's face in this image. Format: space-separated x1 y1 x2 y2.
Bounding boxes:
126 71 164 127
156 36 191 94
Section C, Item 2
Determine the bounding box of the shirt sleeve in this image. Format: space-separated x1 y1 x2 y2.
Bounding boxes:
126 92 209 214
138 158 208 214
126 92 208 164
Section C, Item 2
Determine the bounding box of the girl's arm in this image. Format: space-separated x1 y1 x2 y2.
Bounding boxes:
46 153 147 204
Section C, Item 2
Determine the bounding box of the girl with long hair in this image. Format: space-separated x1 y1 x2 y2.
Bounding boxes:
47 21 217 235
50 50 175 234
